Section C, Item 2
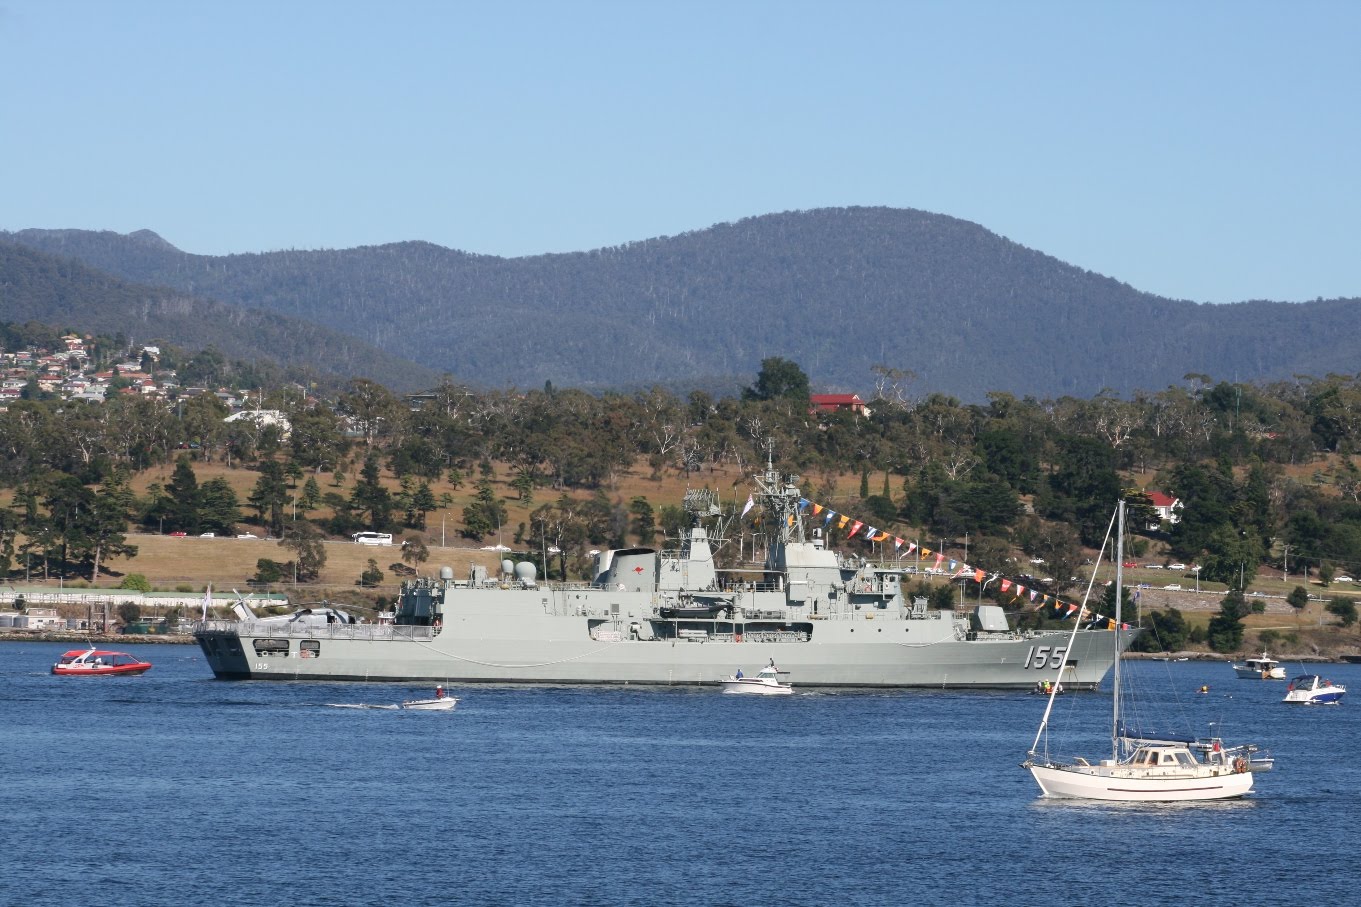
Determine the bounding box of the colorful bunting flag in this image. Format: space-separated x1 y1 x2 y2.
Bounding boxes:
741 495 754 518
848 521 863 538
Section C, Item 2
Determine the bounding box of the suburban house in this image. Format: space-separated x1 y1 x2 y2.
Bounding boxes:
810 393 871 418
1147 491 1183 527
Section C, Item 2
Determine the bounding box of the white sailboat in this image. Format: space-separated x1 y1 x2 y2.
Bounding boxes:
1023 501 1265 802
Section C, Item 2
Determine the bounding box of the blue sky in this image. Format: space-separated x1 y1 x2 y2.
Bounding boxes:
2 0 1357 303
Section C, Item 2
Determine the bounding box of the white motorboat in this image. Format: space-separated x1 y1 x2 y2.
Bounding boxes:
401 685 458 710
1230 652 1286 680
722 664 793 695
1023 501 1267 802
1282 674 1345 705
400 697 459 711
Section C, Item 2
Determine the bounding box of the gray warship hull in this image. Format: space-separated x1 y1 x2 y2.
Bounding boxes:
194 614 1123 688
195 464 1127 688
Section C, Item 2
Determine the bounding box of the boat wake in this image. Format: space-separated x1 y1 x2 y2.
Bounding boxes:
326 703 399 710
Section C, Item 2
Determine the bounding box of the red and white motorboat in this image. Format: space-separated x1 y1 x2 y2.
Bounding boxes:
52 647 153 676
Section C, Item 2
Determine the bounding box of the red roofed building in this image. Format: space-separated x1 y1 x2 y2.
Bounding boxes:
1146 491 1182 526
810 393 871 418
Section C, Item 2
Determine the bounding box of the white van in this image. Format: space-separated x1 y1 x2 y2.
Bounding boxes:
352 531 394 546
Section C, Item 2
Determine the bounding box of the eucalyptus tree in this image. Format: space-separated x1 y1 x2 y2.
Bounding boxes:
176 392 230 461
281 521 327 582
288 405 348 474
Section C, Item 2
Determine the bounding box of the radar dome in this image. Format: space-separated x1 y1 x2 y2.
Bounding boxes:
439 566 454 580
514 561 538 583
501 558 514 576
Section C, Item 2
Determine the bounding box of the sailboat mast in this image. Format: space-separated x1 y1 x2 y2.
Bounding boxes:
1027 506 1119 760
1111 499 1125 761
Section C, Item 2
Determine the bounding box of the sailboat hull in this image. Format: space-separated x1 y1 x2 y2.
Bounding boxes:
1028 763 1253 802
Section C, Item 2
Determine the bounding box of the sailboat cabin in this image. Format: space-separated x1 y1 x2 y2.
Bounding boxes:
1129 745 1197 769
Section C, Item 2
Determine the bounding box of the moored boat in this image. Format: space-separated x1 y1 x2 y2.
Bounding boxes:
1230 652 1286 680
1282 674 1345 705
1024 501 1268 802
52 647 152 676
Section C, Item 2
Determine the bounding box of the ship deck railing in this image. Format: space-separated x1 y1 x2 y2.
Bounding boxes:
194 619 440 641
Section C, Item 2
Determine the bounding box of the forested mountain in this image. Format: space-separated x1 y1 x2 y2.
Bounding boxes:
0 242 439 390
7 208 1361 400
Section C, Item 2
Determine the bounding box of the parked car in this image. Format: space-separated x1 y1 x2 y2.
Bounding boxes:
1168 562 1187 570
236 532 259 540
1145 564 1164 569
1122 561 1138 568
168 531 187 537
1163 584 1182 591
199 532 215 538
1335 575 1355 583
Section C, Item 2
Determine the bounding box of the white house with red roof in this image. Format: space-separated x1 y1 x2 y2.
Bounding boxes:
1147 491 1182 526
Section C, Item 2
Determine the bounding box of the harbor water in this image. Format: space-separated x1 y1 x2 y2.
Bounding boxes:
4 642 1358 906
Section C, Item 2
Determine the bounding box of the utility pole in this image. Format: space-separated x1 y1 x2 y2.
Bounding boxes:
1282 543 1290 584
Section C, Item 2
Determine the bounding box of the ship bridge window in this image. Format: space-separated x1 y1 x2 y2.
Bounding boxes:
299 639 320 659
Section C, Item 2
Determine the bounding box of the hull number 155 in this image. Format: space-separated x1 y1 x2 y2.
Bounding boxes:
1025 646 1067 670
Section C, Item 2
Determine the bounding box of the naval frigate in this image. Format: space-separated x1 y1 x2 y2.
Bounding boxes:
194 461 1127 687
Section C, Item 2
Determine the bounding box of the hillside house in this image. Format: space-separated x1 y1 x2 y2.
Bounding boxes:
1147 491 1182 527
810 393 871 418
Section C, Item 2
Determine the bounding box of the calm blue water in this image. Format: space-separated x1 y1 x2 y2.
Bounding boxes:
3 642 1358 906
